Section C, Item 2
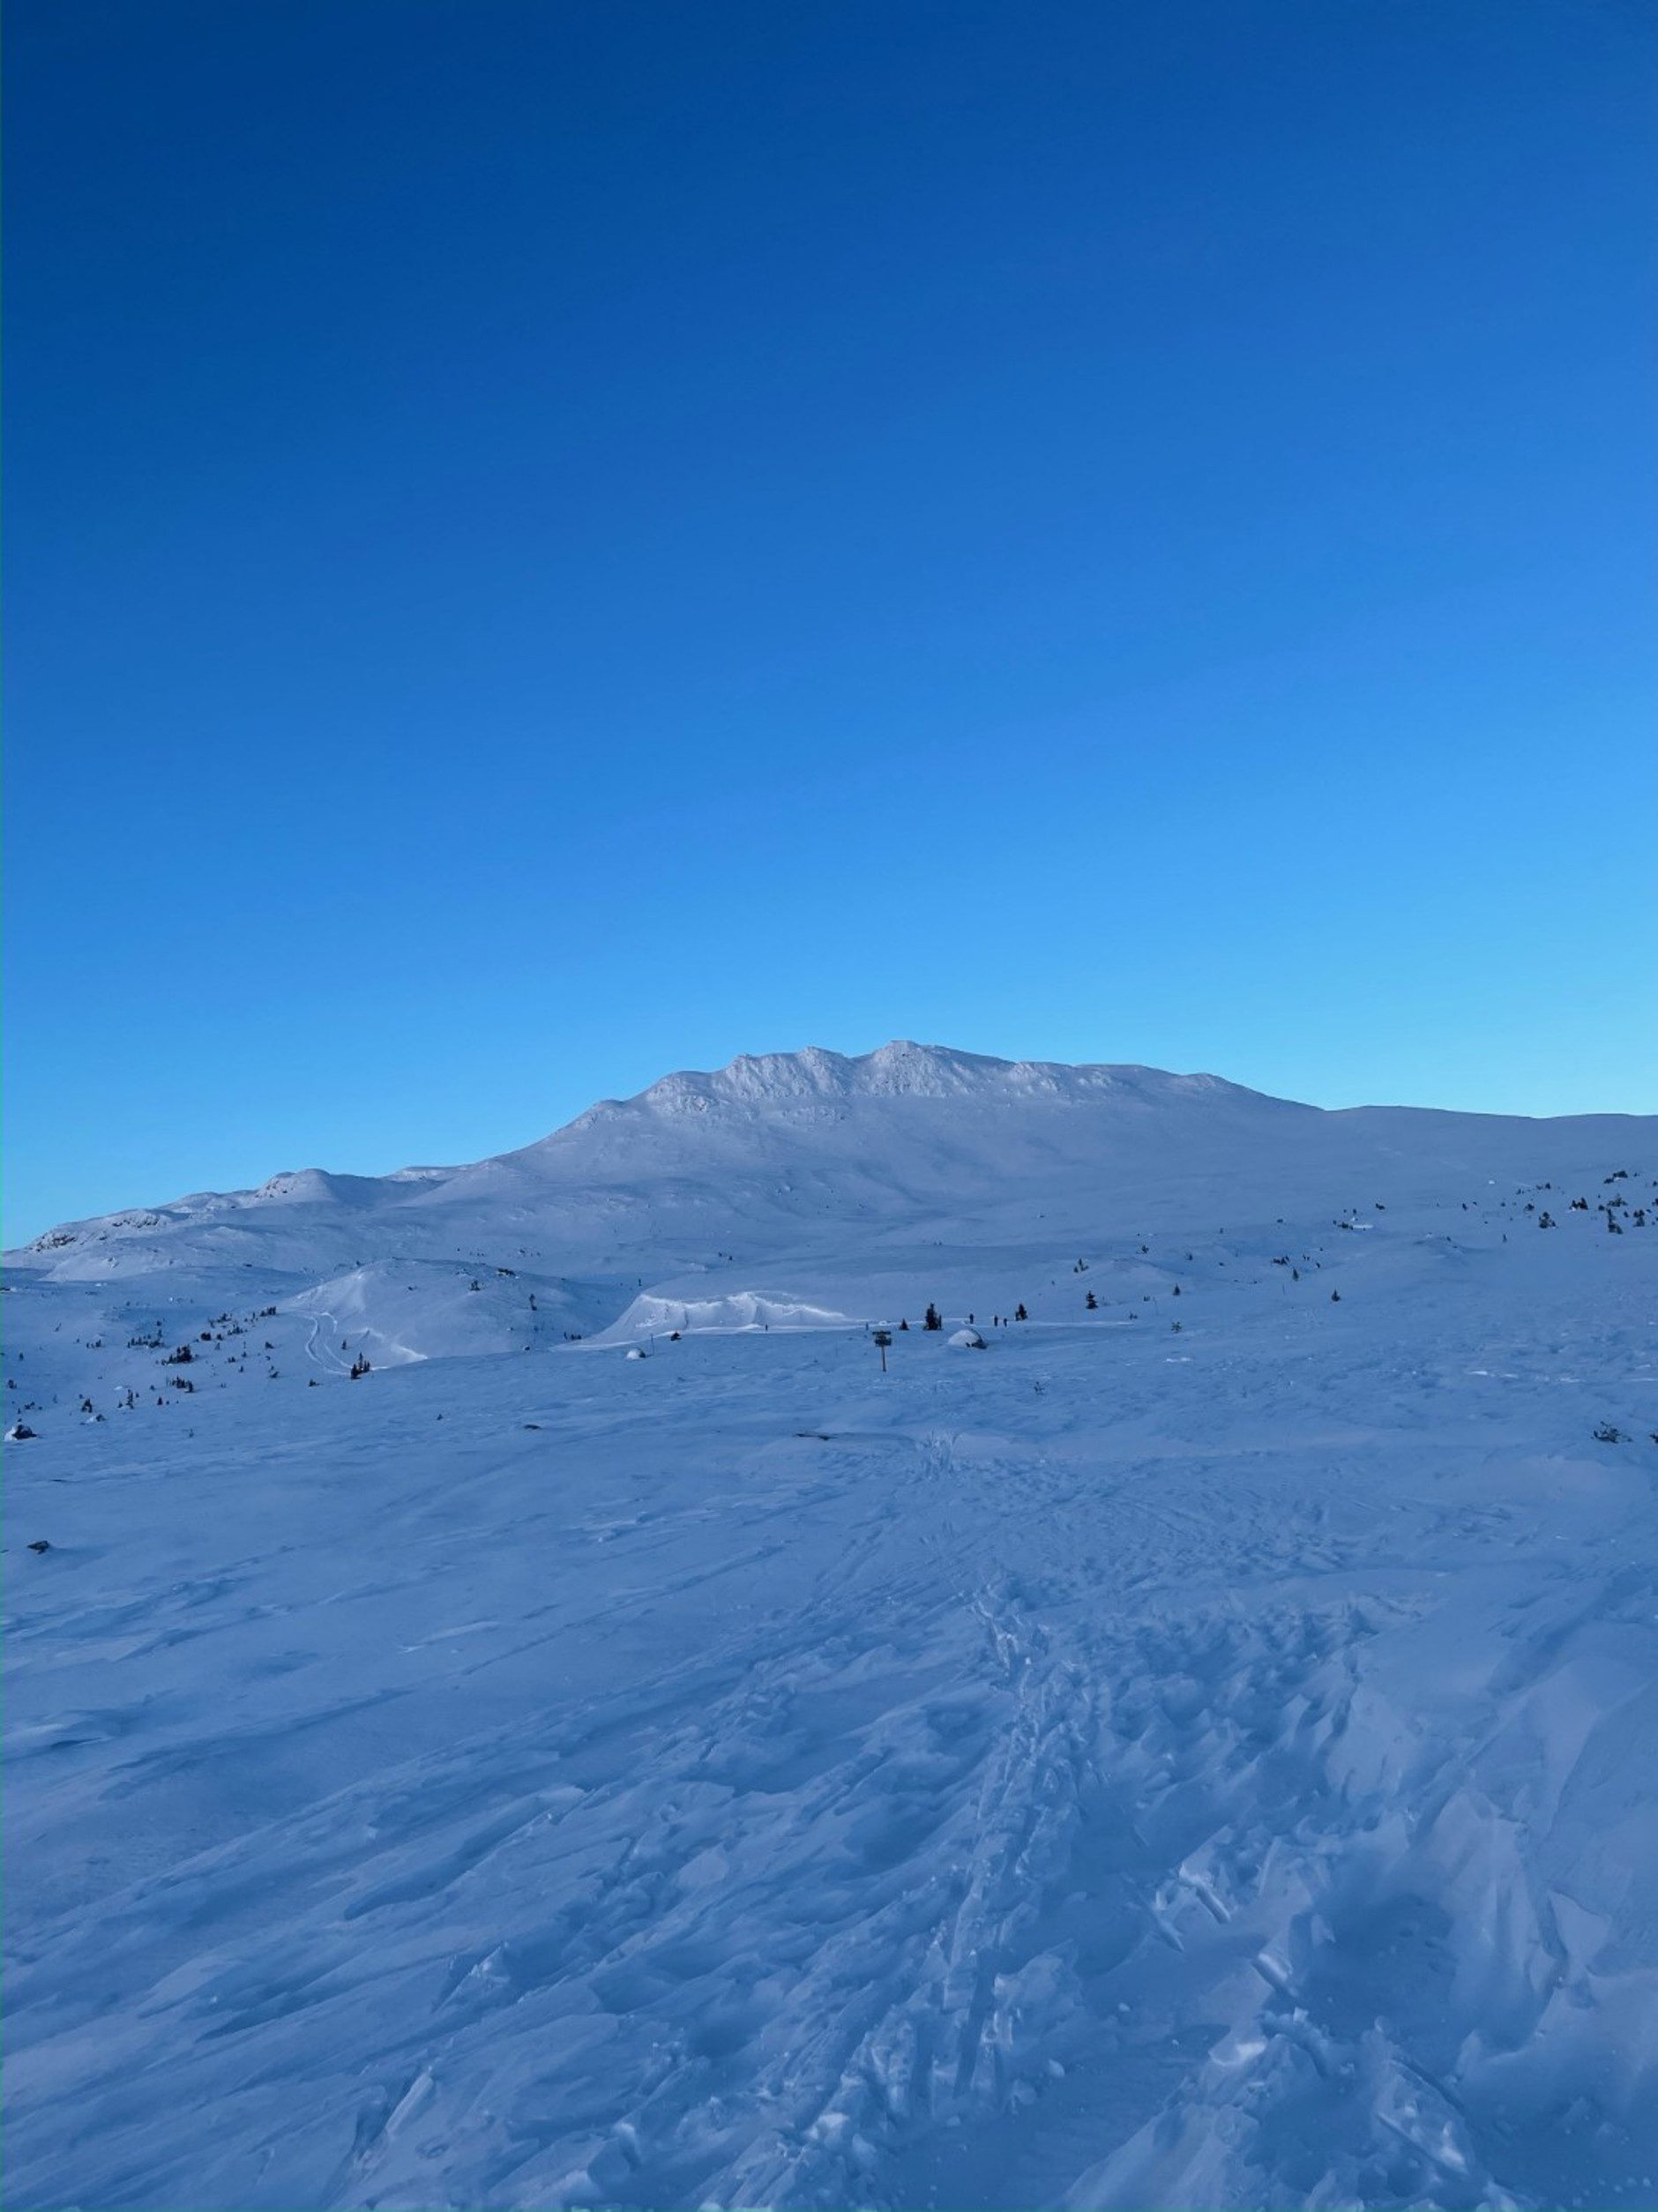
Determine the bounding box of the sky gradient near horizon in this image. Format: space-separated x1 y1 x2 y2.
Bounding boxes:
6 0 1655 1240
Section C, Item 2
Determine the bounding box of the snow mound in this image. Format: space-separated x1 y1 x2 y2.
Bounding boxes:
591 1288 865 1345
288 1261 600 1369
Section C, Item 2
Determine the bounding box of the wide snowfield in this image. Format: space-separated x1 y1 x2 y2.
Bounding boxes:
7 1214 1658 2209
6 1050 1658 2208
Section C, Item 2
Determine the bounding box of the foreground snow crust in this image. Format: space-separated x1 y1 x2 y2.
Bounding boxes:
5 1050 1658 2209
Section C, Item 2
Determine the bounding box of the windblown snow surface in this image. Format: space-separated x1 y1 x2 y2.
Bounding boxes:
5 1043 1657 2211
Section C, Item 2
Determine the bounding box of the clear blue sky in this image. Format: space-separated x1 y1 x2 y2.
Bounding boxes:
5 0 1654 1241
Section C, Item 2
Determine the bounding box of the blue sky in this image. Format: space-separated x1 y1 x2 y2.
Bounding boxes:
6 0 1654 1240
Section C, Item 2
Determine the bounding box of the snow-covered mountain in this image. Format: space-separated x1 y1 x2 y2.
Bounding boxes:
10 1044 1295 1273
8 1037 1644 1297
7 1048 1657 2210
7 1039 1651 1386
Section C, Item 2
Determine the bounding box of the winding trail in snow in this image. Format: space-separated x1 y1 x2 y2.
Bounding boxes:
303 1309 351 1375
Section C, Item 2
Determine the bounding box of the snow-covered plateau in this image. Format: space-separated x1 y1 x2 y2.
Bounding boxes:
4 1042 1656 2210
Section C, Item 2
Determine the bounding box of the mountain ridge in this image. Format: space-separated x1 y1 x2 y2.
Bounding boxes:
9 1042 1648 1289
572 1041 1272 1117
11 1042 1293 1254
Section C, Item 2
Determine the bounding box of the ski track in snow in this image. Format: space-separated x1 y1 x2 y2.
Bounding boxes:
4 1052 1658 2210
305 1312 351 1376
8 1315 1658 2210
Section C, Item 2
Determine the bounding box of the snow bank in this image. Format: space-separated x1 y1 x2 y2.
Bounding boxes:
589 1287 865 1344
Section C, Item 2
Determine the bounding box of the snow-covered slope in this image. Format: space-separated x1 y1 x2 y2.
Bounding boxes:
5 1039 1646 1329
8 1045 1290 1282
5 1047 1657 2209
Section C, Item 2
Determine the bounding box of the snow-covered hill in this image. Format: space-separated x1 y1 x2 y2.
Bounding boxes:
9 1045 1297 1282
5 1047 1657 2209
5 1040 1648 1363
